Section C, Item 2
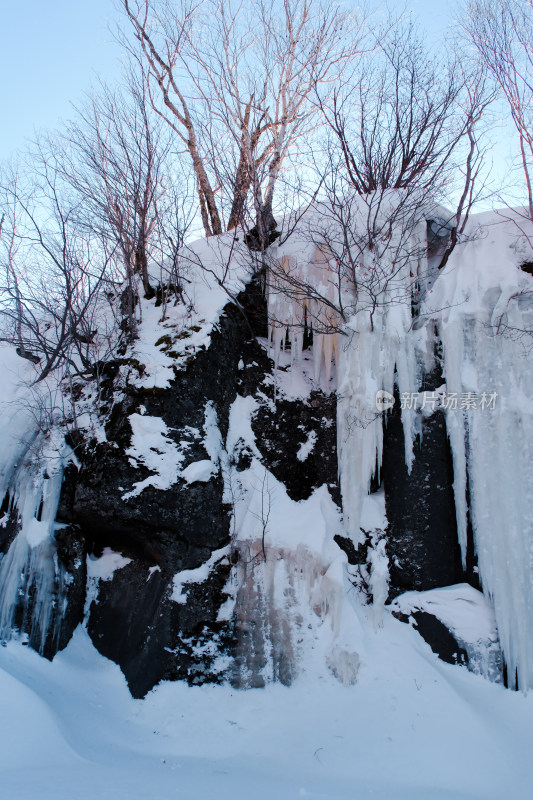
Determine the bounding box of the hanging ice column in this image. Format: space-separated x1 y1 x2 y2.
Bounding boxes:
428 210 533 691
336 206 427 545
0 347 72 653
266 246 340 384
266 198 427 544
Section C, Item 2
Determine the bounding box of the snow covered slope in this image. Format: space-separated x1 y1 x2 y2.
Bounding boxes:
1 621 532 799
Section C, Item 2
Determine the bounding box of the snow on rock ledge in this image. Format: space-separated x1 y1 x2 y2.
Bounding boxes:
392 584 502 682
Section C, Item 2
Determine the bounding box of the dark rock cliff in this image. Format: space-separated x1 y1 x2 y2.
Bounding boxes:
5 278 484 694
57 298 254 697
52 280 341 697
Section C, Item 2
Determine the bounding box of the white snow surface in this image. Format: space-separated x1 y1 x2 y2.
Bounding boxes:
122 413 185 500
171 545 230 604
0 622 532 799
86 549 133 581
296 429 317 461
130 233 250 390
179 458 216 484
392 584 502 681
392 584 498 646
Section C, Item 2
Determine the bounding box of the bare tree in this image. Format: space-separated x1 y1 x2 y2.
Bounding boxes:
150 167 197 320
319 21 492 212
464 0 533 220
0 164 111 383
265 22 494 345
121 0 360 245
51 72 178 336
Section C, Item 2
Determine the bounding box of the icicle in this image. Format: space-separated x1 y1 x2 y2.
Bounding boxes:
336 213 424 544
441 312 533 690
313 332 324 383
431 208 533 691
369 538 389 630
439 319 468 566
0 429 71 652
267 245 340 385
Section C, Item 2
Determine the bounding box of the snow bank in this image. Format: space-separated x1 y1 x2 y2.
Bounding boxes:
392 583 502 680
1 617 533 799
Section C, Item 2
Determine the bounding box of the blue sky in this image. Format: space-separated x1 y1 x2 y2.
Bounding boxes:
0 1 519 207
0 0 456 162
0 0 122 161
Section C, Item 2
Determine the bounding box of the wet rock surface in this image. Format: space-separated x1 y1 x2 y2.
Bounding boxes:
382 366 468 599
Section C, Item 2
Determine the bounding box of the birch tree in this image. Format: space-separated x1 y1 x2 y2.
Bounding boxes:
465 0 533 220
121 0 361 245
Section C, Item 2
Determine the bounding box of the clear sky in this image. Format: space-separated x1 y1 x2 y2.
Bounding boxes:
0 0 122 161
0 0 457 162
0 0 519 207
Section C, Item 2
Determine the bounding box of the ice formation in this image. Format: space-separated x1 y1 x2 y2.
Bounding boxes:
220 394 363 687
270 195 427 543
268 201 533 691
426 209 533 690
267 243 340 383
0 347 72 651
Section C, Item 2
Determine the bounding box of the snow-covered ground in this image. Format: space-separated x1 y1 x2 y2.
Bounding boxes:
1 620 532 800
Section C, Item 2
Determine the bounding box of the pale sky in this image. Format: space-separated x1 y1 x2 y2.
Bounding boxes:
0 0 457 161
0 0 520 207
0 0 121 161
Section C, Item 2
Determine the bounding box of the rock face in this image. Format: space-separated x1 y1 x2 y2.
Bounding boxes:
394 608 469 667
57 300 251 697
382 362 479 599
52 279 342 697
6 278 486 695
251 391 339 503
382 405 464 598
